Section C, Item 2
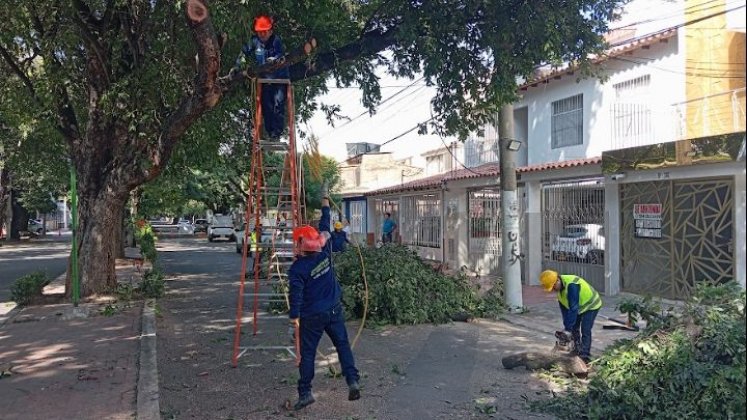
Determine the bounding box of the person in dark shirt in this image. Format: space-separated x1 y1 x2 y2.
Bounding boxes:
288 184 360 410
330 221 350 252
235 15 289 139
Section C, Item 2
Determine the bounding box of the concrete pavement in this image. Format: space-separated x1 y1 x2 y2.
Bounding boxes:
0 250 155 420
0 234 71 302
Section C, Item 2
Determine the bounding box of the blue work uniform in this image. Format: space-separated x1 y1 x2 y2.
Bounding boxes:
236 34 289 139
382 218 396 243
289 206 359 398
330 230 349 252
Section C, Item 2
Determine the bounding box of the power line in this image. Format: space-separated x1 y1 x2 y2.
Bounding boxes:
610 0 737 32
608 2 746 47
315 77 426 141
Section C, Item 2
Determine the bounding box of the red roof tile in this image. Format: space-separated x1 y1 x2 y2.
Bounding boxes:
365 157 601 196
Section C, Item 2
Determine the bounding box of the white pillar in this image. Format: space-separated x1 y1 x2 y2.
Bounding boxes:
525 181 542 286
604 178 621 295
735 169 746 289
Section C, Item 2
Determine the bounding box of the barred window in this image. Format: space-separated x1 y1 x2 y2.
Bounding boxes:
551 94 584 148
400 194 441 248
349 201 366 234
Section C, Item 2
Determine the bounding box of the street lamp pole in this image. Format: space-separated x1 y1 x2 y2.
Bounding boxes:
499 104 523 312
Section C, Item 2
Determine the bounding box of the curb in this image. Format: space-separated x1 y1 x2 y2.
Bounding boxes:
137 298 160 420
0 302 21 328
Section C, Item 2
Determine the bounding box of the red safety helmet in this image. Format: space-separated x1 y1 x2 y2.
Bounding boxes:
253 15 273 32
293 225 326 253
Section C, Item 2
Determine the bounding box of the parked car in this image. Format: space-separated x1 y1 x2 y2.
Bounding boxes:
27 219 44 235
177 219 195 235
193 219 209 233
551 223 605 264
207 214 235 242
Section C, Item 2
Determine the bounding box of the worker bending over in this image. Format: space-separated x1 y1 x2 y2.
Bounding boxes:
540 270 602 364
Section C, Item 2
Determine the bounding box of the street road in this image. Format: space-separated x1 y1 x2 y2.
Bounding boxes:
0 235 71 302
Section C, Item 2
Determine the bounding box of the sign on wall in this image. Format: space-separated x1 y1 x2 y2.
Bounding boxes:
634 203 663 238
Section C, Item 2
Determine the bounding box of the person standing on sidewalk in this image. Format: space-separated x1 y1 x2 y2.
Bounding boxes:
288 183 360 410
539 270 602 363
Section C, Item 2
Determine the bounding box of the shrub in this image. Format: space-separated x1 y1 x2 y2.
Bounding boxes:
134 219 157 264
534 282 746 419
140 269 165 298
10 272 50 306
333 245 499 325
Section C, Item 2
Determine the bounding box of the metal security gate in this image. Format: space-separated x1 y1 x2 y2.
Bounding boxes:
620 178 734 299
373 198 399 244
468 189 501 276
542 179 605 292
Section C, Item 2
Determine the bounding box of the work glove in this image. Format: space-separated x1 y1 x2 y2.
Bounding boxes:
320 180 329 200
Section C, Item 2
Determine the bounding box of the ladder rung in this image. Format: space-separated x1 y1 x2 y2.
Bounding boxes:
257 78 292 85
258 141 290 151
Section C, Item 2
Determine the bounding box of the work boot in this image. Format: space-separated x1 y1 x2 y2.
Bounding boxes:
293 393 315 410
348 381 361 401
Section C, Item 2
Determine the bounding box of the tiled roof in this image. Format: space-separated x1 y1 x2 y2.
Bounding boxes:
519 28 678 91
365 157 601 196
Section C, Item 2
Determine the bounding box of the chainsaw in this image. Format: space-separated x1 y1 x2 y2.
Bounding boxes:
552 330 576 354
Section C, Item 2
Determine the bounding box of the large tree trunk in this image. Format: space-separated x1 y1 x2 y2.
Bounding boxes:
65 190 127 297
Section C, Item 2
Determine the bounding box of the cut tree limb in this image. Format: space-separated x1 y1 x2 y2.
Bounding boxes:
502 352 588 377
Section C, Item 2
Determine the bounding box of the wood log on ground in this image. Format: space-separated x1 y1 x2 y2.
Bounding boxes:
502 351 588 377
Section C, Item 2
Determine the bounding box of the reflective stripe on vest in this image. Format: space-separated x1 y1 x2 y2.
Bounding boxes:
557 275 602 313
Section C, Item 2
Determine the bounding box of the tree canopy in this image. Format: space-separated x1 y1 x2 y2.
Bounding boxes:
0 0 625 295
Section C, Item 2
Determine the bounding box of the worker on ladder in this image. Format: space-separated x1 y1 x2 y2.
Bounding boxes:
288 182 361 410
235 14 289 139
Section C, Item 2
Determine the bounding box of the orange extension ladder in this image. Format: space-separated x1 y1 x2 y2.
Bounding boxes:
232 78 305 367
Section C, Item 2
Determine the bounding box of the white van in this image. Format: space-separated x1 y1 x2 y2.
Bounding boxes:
208 214 235 242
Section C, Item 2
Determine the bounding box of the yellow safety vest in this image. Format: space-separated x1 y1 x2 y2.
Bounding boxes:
250 232 259 252
557 275 602 313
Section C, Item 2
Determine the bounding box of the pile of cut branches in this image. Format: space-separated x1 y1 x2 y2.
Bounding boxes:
334 245 503 326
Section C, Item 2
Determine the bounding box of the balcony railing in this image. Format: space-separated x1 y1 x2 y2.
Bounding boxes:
609 87 746 151
464 138 500 167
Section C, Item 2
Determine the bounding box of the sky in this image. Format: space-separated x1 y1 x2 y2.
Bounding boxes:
301 0 743 166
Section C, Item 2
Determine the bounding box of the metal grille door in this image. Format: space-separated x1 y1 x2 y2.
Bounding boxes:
620 178 734 299
541 180 606 291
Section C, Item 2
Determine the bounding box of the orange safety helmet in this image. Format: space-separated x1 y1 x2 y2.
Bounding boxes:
293 225 326 253
253 15 273 32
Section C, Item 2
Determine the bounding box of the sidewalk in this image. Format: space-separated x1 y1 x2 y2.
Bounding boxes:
0 251 152 420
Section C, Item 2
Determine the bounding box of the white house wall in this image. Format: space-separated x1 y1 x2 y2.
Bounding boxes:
514 34 685 165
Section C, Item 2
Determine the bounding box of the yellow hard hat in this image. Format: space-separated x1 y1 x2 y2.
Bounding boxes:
539 270 559 291
334 221 343 230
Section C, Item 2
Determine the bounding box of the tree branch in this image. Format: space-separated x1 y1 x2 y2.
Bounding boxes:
142 0 221 186
0 43 40 103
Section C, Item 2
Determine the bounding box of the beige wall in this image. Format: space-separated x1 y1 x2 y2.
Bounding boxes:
339 153 424 194
684 0 747 138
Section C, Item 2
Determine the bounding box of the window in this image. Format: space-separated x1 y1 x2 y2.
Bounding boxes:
349 200 366 234
400 194 441 248
551 94 584 148
611 75 653 148
425 154 445 175
614 75 651 100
